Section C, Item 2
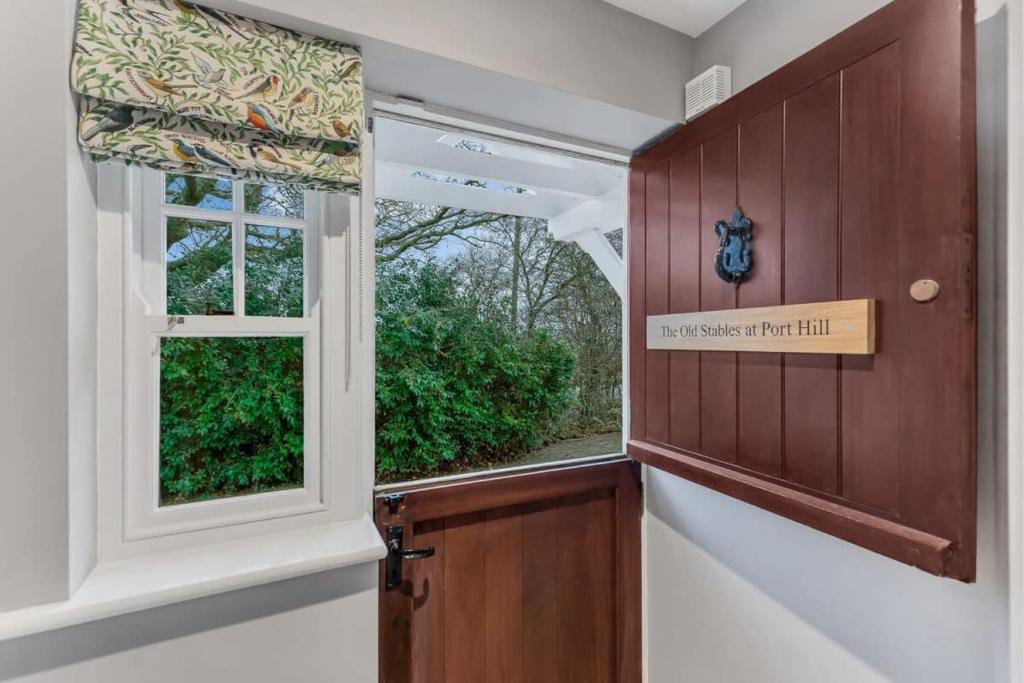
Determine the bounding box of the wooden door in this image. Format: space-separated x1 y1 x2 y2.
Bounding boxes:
629 0 976 579
376 460 641 683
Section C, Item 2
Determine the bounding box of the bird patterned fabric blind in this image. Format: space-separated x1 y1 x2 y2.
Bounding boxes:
71 0 363 192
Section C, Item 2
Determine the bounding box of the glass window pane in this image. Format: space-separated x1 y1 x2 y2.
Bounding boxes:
159 336 304 506
244 183 305 219
245 225 304 317
165 218 233 315
165 173 233 210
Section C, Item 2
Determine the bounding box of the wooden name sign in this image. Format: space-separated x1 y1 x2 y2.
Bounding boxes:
646 299 875 354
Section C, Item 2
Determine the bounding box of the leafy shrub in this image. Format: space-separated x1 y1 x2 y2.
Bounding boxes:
375 260 574 481
159 336 304 504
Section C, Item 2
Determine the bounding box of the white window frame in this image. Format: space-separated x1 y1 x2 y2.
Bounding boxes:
125 170 323 539
97 163 374 560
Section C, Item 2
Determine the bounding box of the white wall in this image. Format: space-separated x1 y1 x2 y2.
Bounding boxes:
0 0 99 611
692 0 890 94
0 565 378 683
0 0 83 612
1006 2 1024 679
645 4 1012 682
65 0 99 599
206 0 693 123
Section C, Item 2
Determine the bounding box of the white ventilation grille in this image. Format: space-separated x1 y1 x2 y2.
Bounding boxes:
685 65 732 121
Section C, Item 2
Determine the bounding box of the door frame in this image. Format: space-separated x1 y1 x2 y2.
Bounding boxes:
374 458 642 683
365 92 634 491
364 95 642 681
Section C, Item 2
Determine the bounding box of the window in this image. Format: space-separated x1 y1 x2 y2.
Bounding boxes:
125 170 324 539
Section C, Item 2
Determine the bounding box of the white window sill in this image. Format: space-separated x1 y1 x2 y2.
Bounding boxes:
0 515 385 642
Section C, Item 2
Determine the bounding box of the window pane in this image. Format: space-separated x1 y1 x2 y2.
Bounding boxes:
165 173 233 210
159 336 304 506
244 183 304 219
165 218 233 315
245 225 304 317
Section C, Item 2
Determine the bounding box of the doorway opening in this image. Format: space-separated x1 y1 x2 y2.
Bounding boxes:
372 113 628 485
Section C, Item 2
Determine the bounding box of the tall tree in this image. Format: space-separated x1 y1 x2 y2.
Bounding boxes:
510 215 522 328
375 200 503 263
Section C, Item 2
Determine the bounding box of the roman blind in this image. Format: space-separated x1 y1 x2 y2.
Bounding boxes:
71 0 362 192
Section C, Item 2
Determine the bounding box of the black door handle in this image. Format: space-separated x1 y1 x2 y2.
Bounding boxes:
385 525 435 590
398 547 436 560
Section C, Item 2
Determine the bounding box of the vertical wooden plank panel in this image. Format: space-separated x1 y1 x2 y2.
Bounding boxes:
896 0 976 579
628 170 646 442
521 501 559 683
699 128 739 461
737 104 784 476
411 519 446 683
644 164 671 444
557 491 616 683
484 507 524 683
783 76 841 493
667 150 701 452
614 464 643 683
444 512 486 683
586 492 616 683
840 44 901 512
556 495 592 683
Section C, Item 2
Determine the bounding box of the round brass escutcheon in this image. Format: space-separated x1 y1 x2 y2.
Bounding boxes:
910 279 941 303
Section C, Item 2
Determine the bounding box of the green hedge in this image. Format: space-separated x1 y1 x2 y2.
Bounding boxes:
160 336 305 505
375 260 574 481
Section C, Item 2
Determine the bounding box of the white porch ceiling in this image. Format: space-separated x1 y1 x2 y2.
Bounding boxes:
375 117 625 226
602 0 747 37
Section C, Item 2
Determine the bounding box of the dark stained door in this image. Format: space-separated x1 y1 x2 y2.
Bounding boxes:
629 0 977 579
376 460 641 683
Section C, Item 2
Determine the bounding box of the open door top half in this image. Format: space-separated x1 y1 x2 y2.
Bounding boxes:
628 0 977 580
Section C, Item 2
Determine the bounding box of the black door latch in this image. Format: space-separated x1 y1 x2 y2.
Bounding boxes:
385 525 435 590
